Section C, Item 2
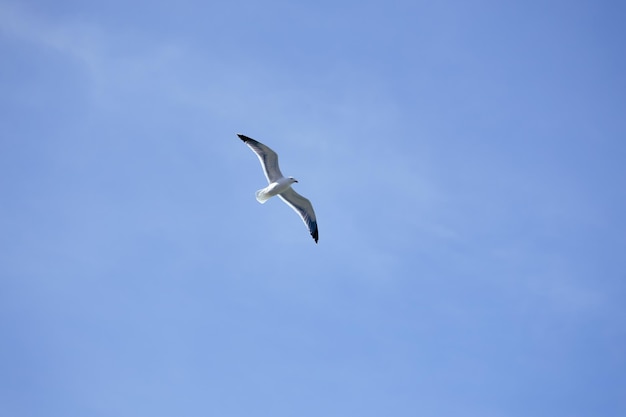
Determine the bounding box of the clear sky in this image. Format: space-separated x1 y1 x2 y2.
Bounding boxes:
1 1 625 416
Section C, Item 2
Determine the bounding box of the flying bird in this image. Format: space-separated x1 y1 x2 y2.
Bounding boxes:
237 133 318 243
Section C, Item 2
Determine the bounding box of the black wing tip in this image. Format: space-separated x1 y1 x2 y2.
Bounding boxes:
311 226 319 244
237 133 252 142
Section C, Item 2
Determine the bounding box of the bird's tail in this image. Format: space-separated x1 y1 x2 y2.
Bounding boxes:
255 188 271 204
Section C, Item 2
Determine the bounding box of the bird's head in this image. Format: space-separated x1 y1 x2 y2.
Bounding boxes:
289 177 299 183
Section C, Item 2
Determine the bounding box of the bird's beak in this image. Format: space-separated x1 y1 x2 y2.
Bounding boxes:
294 180 299 183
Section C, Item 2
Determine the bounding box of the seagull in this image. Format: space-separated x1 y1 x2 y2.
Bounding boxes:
237 133 318 243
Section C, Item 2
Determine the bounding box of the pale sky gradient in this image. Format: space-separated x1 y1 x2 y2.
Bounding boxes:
1 1 625 416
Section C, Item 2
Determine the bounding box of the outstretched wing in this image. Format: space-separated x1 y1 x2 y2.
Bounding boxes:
278 188 319 243
237 134 284 183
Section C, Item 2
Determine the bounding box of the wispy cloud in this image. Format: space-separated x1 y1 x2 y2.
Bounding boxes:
1 2 105 72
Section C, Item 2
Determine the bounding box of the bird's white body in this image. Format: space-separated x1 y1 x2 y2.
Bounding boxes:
256 177 298 204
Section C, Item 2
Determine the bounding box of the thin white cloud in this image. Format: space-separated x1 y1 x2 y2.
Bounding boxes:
0 2 105 72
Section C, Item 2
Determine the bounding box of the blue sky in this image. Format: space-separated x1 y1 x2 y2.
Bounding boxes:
1 1 625 416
